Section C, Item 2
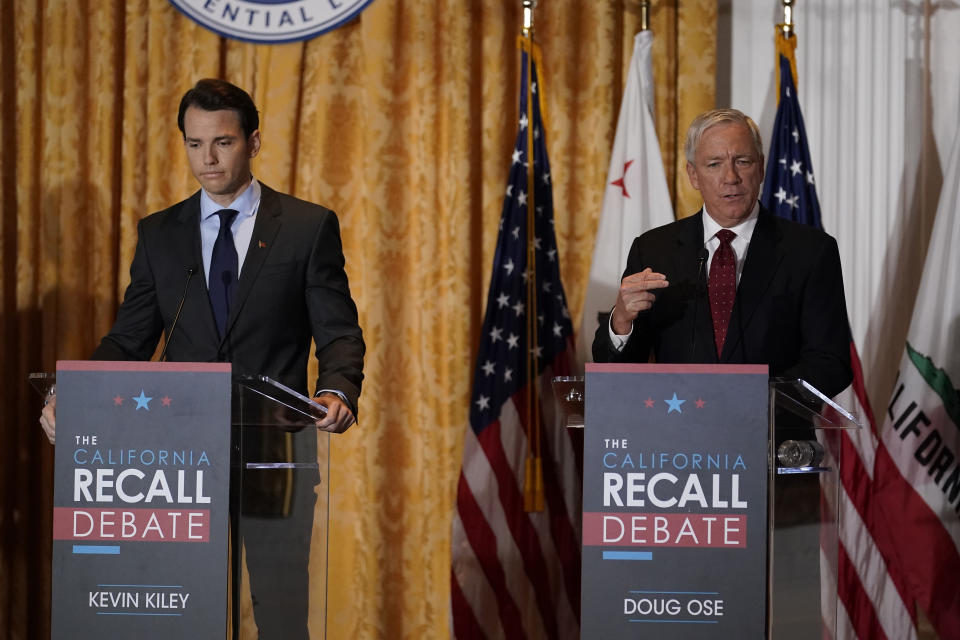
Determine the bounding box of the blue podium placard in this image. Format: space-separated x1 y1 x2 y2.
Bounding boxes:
51 361 231 639
582 363 770 638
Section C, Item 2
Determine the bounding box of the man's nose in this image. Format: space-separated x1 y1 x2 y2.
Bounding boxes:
722 162 740 183
203 146 217 165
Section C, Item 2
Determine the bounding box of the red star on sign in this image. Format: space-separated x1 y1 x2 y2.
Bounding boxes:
610 159 634 198
644 397 655 408
695 398 706 409
113 395 123 406
161 396 172 407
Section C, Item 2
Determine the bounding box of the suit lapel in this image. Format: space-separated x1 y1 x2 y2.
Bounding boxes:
222 184 282 340
722 208 783 360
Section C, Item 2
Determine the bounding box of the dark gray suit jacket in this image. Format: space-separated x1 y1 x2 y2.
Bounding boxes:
93 183 365 410
593 207 852 398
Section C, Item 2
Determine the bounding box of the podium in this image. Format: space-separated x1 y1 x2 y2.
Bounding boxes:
32 362 330 639
557 364 860 639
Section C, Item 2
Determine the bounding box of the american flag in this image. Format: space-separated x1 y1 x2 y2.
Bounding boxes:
761 42 917 639
451 40 582 640
760 56 822 228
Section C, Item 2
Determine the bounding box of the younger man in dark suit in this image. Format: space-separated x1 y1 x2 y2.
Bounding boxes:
593 108 851 398
40 79 364 638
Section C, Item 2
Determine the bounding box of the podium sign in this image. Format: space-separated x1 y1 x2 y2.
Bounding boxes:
582 363 769 638
51 361 231 639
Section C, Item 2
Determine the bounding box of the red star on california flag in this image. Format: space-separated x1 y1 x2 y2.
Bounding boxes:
610 159 634 198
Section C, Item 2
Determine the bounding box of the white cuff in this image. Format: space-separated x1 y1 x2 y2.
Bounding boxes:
315 388 349 406
608 313 632 352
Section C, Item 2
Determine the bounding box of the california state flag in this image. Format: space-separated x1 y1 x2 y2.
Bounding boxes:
874 127 960 638
577 30 674 365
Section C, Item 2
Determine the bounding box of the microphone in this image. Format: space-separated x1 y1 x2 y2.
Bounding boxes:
690 248 709 361
696 247 709 269
160 265 197 362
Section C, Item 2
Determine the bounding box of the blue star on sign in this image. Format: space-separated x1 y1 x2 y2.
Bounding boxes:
664 392 685 414
133 390 152 411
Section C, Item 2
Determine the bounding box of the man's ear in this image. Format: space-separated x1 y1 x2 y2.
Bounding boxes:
248 129 261 158
685 161 700 191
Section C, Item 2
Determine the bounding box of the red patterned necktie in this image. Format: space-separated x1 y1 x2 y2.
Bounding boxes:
709 229 737 357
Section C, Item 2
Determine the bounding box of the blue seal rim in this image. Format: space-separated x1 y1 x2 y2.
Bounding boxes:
168 0 377 44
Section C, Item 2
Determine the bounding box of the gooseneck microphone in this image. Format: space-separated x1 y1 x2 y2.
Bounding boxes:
690 247 709 361
160 265 197 362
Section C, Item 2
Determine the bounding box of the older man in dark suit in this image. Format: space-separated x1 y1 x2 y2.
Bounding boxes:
40 78 364 638
593 108 851 398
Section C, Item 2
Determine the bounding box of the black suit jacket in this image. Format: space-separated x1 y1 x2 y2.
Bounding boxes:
93 183 365 410
593 207 852 398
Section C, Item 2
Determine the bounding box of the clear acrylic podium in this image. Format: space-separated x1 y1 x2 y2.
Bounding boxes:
767 377 860 640
554 374 861 639
231 375 330 640
31 371 330 639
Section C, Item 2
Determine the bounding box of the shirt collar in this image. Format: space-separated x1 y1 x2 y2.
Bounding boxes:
702 200 760 244
200 178 261 221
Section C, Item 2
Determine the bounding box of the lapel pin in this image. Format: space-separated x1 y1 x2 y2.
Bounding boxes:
258 240 267 248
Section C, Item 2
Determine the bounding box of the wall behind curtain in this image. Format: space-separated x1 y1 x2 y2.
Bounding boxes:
0 1 716 638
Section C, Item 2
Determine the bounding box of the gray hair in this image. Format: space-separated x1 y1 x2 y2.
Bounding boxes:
684 109 763 164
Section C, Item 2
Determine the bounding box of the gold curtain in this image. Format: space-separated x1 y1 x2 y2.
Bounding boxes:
0 1 715 637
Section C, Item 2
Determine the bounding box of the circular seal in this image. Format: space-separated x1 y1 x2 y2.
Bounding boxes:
168 0 377 44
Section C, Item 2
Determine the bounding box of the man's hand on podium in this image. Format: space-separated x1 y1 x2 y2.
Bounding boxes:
313 392 356 433
40 392 56 444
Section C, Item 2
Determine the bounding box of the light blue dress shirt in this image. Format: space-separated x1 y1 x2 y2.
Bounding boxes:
199 179 261 286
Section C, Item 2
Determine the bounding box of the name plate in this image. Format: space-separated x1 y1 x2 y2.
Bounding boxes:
582 363 769 638
51 361 232 639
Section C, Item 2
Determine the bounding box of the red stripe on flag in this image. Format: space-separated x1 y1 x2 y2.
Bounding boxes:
837 543 889 640
863 346 960 638
838 433 915 611
834 343 919 638
534 349 582 622
453 470 525 639
847 342 960 637
476 418 560 639
843 346 917 608
839 432 919 630
849 343 879 432
872 444 960 638
537 423 581 621
451 559 490 640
